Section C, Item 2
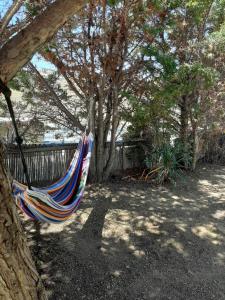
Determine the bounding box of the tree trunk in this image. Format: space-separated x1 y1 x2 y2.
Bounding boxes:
190 103 199 172
103 87 119 180
88 96 98 182
0 1 88 298
192 123 199 171
96 93 105 182
180 96 189 146
0 148 46 300
179 96 190 169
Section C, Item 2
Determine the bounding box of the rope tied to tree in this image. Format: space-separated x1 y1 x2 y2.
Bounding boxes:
0 78 32 189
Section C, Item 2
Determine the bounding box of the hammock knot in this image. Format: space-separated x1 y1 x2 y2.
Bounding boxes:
0 78 11 99
15 136 23 145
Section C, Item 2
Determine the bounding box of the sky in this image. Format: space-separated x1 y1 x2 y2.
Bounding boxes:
0 0 12 17
32 55 56 71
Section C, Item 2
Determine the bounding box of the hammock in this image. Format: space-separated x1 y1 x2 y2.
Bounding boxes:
12 133 94 223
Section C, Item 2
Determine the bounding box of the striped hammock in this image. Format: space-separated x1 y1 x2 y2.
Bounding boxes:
12 133 94 223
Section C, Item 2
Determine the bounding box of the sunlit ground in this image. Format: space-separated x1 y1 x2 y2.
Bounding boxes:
25 164 225 300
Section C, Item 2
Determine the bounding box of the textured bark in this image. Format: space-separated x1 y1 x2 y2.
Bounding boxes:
0 0 87 82
103 87 119 179
190 106 199 171
179 96 190 170
0 146 46 299
180 96 189 146
96 94 104 182
192 123 199 171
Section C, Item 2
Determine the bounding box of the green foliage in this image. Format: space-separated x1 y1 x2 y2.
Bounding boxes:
122 88 177 147
143 46 177 78
107 0 122 7
145 142 192 184
186 0 216 24
24 2 39 16
9 70 32 91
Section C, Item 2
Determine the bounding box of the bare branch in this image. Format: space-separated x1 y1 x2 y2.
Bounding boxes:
29 62 85 131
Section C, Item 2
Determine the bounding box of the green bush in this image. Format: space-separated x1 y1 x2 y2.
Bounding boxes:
145 142 192 184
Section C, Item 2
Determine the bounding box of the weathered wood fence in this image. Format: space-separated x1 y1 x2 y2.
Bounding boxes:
4 140 145 184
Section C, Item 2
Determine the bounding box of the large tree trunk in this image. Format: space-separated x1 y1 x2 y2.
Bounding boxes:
0 1 88 298
0 147 46 299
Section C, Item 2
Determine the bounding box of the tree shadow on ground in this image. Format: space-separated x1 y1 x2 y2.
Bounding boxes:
24 163 225 300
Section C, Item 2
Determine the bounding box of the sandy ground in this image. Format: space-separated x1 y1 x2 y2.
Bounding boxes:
25 164 225 300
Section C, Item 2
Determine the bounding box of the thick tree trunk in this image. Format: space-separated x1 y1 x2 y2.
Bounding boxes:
0 1 88 298
0 148 46 299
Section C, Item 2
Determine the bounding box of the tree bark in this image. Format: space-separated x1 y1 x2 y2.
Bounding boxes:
0 0 87 82
192 123 199 171
180 96 189 147
96 94 104 182
179 96 190 169
0 146 46 299
103 87 119 179
190 106 199 171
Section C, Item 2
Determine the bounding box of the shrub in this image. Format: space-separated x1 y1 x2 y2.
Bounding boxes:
145 142 192 184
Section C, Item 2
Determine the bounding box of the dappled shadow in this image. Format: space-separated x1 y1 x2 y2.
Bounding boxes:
24 163 225 300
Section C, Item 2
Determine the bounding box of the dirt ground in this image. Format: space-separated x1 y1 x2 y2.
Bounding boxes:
25 164 225 300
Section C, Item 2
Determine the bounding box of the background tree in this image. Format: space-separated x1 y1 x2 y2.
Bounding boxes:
125 0 225 172
15 0 171 181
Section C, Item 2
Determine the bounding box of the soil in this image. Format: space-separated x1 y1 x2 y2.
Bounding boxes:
25 163 225 300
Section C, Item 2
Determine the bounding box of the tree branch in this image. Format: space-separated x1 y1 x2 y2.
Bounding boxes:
0 0 87 82
39 49 85 100
0 0 23 36
29 63 84 131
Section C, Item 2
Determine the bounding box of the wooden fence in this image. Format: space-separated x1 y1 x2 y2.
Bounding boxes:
4 140 146 184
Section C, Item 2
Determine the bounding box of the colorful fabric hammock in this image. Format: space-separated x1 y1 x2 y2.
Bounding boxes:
12 133 94 223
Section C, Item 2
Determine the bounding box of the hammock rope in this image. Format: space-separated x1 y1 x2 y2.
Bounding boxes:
0 79 94 223
0 78 32 189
